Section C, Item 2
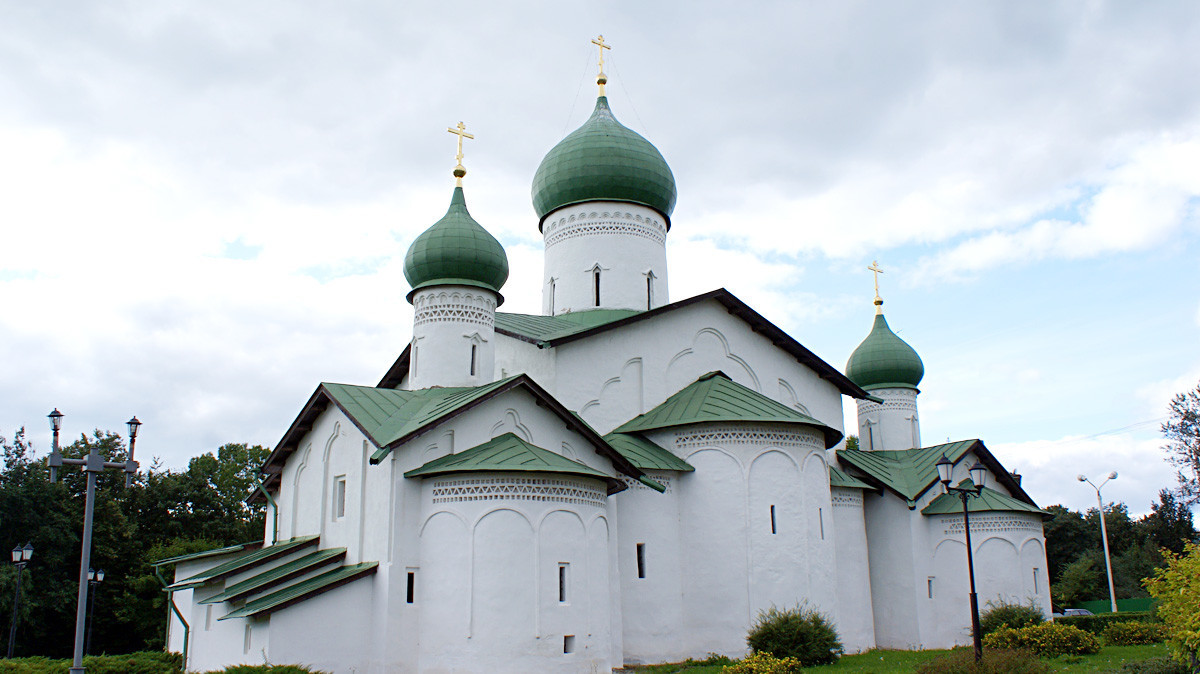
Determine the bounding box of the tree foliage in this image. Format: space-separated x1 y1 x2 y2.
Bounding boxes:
1162 381 1200 505
1143 541 1200 670
0 428 267 658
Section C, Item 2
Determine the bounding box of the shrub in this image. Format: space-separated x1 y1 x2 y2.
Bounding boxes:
721 652 803 674
914 647 1051 674
1119 656 1190 674
746 605 843 667
1144 541 1200 672
980 600 1045 636
0 652 184 674
684 653 735 666
1103 621 1168 646
211 667 328 674
982 622 1101 657
1056 610 1160 635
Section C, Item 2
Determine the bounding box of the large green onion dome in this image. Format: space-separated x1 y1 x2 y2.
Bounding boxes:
404 186 509 303
531 96 677 230
846 312 924 390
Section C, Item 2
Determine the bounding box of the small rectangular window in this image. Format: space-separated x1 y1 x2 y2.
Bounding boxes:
333 476 347 520
636 543 646 579
819 507 825 540
593 269 601 306
927 577 935 599
469 344 477 376
770 505 777 534
558 563 569 603
412 345 417 374
549 279 556 316
243 624 252 653
1032 568 1039 594
646 276 652 309
205 605 213 631
564 635 576 653
407 571 416 604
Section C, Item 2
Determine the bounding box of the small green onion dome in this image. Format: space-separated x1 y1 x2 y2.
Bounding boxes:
846 312 924 390
404 186 509 304
531 96 677 230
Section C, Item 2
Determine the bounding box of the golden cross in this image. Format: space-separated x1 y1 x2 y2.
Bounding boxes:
447 121 474 185
591 34 612 95
867 260 884 311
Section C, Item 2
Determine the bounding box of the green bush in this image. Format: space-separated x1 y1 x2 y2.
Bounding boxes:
1056 611 1159 635
1119 657 1190 674
1103 621 1168 646
982 622 1102 657
914 647 1051 674
980 600 1045 636
208 667 328 674
745 605 843 667
684 653 735 666
0 652 183 674
721 652 803 674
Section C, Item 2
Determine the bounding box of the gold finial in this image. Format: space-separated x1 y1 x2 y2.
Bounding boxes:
867 260 884 314
447 121 474 187
591 34 612 96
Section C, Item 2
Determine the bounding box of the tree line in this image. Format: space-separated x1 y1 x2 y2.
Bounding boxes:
0 427 267 657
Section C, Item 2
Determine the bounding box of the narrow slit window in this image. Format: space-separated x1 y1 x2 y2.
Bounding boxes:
593 268 601 306
928 577 935 599
558 563 569 603
205 605 213 631
636 543 646 579
549 279 556 316
564 635 575 654
469 344 477 376
333 476 347 520
646 276 652 309
406 571 416 604
1032 568 1039 594
243 624 252 653
770 505 777 534
818 507 825 540
412 345 417 374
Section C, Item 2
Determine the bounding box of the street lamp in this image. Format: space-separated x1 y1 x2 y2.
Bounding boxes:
45 410 140 674
85 569 104 656
1078 472 1119 613
936 455 988 663
6 542 33 658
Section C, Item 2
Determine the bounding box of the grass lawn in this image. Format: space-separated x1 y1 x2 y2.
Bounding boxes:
622 643 1171 673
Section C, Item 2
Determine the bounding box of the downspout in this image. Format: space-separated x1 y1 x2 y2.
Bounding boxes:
155 566 189 672
254 476 279 545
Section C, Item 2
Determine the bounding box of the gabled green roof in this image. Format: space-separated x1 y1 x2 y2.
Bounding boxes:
846 312 924 391
614 371 843 448
167 536 320 590
835 440 978 503
921 480 1048 517
198 548 347 605
153 542 258 567
495 309 641 343
220 562 378 620
532 96 677 227
604 432 694 472
829 465 874 490
403 186 509 300
405 433 623 492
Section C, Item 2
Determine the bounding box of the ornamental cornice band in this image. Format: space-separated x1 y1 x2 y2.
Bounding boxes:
674 425 824 450
431 476 607 508
544 210 666 248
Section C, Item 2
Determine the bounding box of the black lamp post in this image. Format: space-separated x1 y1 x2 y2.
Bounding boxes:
6 542 33 658
85 568 104 656
46 410 140 674
936 455 988 663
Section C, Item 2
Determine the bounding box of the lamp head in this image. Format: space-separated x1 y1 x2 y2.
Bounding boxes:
21 543 32 562
969 462 987 490
88 568 96 581
1077 474 1087 482
1107 471 1118 480
96 568 105 582
935 455 953 486
127 416 142 440
48 408 63 432
10 546 20 564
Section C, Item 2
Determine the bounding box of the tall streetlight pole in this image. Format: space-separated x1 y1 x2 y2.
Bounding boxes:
85 568 104 656
1078 472 1119 613
6 543 33 658
936 455 989 663
46 411 140 674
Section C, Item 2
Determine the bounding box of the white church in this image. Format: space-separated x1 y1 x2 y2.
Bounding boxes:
158 46 1052 673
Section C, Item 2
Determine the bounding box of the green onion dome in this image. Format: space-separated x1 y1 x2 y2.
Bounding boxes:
531 96 677 230
404 186 509 304
846 312 924 390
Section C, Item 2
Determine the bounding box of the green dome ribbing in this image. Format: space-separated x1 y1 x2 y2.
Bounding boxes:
404 186 509 303
846 313 924 390
531 96 677 229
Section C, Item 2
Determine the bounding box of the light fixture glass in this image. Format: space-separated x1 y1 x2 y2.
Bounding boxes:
48 408 64 431
127 416 142 440
969 462 987 489
21 543 32 562
935 455 953 485
96 569 105 582
10 546 20 564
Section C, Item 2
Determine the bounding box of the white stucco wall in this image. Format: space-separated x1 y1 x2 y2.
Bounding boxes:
541 202 669 314
409 285 498 390
830 486 876 653
856 387 920 451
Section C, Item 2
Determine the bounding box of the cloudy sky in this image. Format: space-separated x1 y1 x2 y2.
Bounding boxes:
2 2 1197 516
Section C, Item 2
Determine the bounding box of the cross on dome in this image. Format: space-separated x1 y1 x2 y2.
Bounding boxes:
867 260 885 313
591 34 612 95
447 121 474 186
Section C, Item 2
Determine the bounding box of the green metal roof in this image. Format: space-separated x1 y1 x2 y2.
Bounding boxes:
532 96 677 227
921 480 1048 517
614 371 843 448
404 432 622 491
152 542 256 567
167 536 320 590
403 186 509 300
846 312 924 391
829 465 874 490
220 562 378 620
495 309 641 343
836 440 980 503
198 548 347 605
603 432 695 472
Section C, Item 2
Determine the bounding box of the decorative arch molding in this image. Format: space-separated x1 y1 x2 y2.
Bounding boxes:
490 408 533 442
1020 538 1046 556
801 450 828 474
667 327 761 393
748 448 801 473
560 441 578 462
977 536 1021 555
777 379 812 416
932 537 967 556
536 508 587 532
419 508 470 537
472 506 535 535
318 421 341 539
290 441 313 538
682 446 747 477
581 357 644 424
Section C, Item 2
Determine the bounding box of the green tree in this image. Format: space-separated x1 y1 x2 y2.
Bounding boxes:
1043 505 1093 584
1162 380 1200 505
1144 541 1200 670
1140 489 1198 555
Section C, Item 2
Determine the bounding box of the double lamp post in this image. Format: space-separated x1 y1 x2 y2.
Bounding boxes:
935 455 989 664
6 543 33 658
